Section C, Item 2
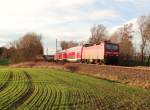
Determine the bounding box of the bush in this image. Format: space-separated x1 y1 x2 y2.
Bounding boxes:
0 59 10 65
65 64 79 73
8 32 43 63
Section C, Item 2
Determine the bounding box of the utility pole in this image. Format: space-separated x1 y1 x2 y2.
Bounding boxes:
46 47 48 55
56 39 58 52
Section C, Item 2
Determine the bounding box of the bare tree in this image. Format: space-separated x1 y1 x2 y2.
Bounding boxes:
60 40 78 50
120 24 134 59
60 41 68 50
138 16 150 64
146 41 150 65
8 32 43 63
110 24 134 65
19 33 43 60
89 24 107 44
119 37 133 64
110 31 121 43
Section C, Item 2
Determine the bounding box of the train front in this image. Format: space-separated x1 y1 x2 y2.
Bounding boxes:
104 43 119 64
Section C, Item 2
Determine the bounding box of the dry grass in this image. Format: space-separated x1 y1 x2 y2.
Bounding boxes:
10 61 64 69
10 61 150 89
64 63 150 88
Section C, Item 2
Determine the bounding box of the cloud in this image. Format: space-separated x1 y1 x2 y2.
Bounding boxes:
113 0 150 4
44 9 119 24
0 0 149 55
113 0 134 2
0 0 119 39
0 0 94 31
89 10 119 20
50 0 93 7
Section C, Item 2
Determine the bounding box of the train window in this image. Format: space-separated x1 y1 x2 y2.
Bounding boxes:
106 44 118 51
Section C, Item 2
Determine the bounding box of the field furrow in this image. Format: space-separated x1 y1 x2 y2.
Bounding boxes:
0 72 13 92
0 68 149 110
7 71 34 109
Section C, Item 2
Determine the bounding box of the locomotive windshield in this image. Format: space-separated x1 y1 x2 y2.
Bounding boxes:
106 43 118 51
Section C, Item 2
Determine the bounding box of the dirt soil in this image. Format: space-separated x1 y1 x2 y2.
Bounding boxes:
10 61 64 69
10 61 150 89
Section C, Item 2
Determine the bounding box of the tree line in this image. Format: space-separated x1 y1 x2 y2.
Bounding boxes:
0 16 149 66
0 32 43 64
60 16 150 66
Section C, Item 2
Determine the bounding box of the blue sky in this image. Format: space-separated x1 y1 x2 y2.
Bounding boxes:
0 0 149 54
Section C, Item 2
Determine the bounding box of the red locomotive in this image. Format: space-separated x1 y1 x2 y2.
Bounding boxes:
54 41 119 64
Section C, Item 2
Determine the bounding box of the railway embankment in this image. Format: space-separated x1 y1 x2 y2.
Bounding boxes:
64 63 150 89
10 61 150 89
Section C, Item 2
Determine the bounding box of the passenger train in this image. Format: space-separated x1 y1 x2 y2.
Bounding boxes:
54 41 119 64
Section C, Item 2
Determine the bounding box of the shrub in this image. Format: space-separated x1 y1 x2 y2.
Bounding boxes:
8 32 43 63
65 64 79 73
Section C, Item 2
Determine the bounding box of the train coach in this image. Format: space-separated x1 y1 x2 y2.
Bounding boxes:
55 41 119 64
54 50 67 61
54 46 82 62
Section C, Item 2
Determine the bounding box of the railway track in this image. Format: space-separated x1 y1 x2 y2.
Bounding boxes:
74 62 150 71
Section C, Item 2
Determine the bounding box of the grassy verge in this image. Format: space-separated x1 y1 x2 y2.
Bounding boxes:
64 63 150 89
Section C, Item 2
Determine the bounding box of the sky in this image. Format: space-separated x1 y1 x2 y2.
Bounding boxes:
0 0 150 54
